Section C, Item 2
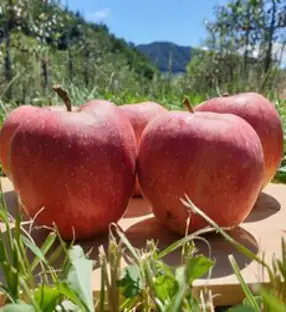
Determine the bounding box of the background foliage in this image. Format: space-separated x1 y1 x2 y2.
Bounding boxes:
0 0 285 108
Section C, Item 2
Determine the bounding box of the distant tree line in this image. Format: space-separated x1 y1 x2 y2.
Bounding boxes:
186 0 286 95
0 0 158 102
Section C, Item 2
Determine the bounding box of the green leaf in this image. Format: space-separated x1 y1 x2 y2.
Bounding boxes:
153 274 178 302
185 255 214 283
259 288 286 312
0 303 36 312
68 245 86 262
175 266 186 287
229 305 258 312
278 166 286 173
30 232 57 272
66 246 94 312
33 285 61 312
117 263 143 298
0 234 8 262
57 282 86 308
21 235 47 266
186 296 201 311
167 284 187 312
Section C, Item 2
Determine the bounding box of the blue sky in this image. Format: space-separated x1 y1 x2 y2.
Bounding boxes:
61 0 228 47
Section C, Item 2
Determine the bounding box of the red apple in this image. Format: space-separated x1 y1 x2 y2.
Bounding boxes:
0 105 44 178
118 101 168 196
0 104 79 178
9 99 137 240
137 105 264 236
118 102 167 144
195 92 284 188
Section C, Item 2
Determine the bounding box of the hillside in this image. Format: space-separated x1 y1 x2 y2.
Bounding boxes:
137 42 200 73
0 1 159 104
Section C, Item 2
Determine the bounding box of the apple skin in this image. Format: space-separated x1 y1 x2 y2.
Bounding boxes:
137 110 264 236
9 101 137 240
0 105 78 178
194 92 284 188
77 99 116 112
0 105 44 178
118 102 168 144
118 102 168 196
48 105 77 112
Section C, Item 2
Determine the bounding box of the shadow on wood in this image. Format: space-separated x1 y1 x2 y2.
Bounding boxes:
125 216 259 279
244 192 281 223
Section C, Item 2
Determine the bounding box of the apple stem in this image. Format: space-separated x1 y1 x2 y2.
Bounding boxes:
52 84 72 112
183 96 194 113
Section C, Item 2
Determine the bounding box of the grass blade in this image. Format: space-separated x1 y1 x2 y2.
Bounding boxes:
229 254 260 312
30 232 57 272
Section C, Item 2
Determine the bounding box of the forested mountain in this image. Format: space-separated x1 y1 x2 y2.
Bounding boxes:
137 42 200 73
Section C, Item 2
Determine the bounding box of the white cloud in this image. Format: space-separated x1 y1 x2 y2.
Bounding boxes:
86 8 111 22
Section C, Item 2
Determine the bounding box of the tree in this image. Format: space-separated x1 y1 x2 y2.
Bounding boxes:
187 0 286 94
207 0 286 71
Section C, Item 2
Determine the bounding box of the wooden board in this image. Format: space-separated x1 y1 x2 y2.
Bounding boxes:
0 177 285 307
